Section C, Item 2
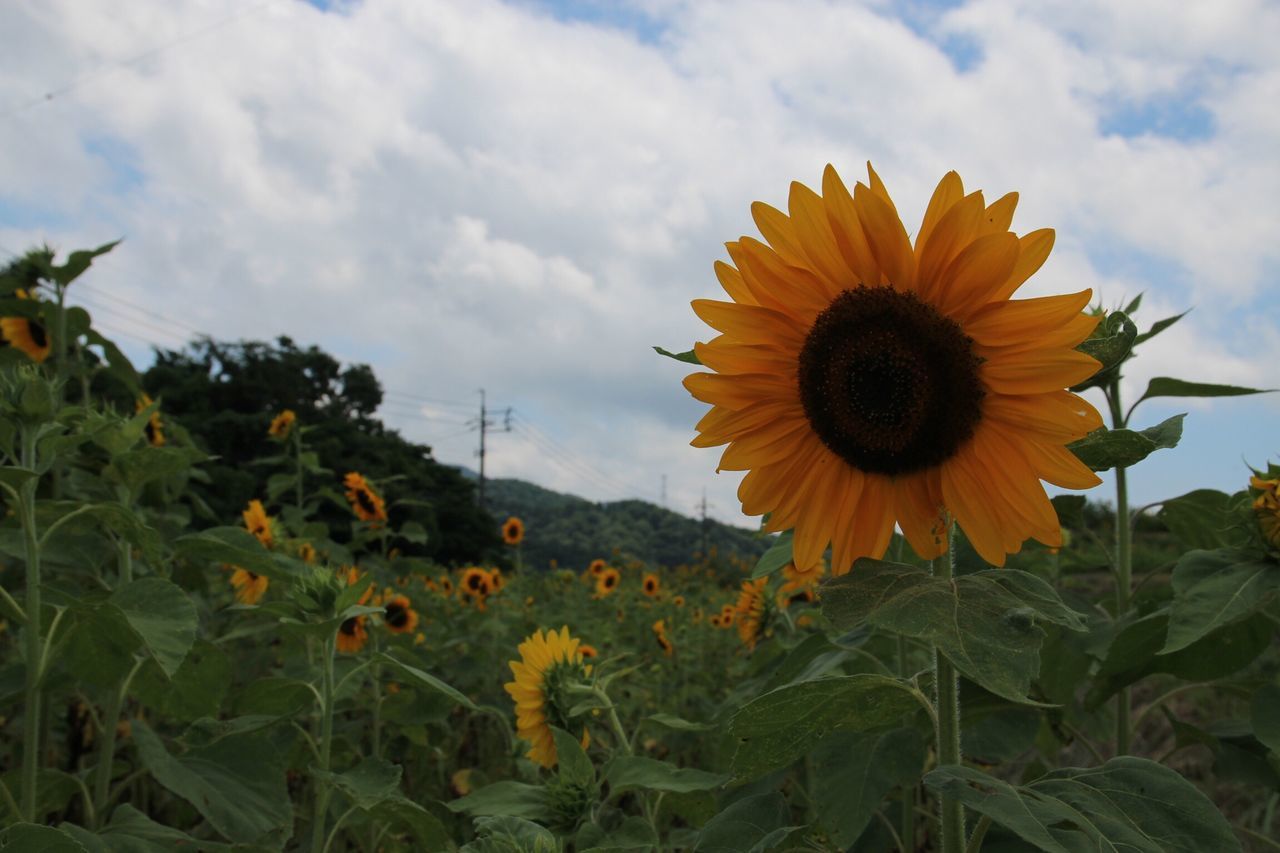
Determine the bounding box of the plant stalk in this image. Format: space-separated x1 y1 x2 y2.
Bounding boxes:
310 635 337 853
19 427 42 822
933 544 964 853
898 633 916 853
1108 382 1133 756
91 657 144 825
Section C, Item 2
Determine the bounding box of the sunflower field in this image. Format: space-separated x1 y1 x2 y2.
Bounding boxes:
1 165 1279 853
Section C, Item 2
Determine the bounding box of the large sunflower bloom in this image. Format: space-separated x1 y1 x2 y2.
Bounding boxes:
503 626 591 768
344 472 388 526
685 164 1102 569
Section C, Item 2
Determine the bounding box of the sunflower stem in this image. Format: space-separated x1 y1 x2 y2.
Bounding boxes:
19 425 43 822
310 634 337 853
932 543 965 853
1107 382 1133 756
91 656 144 826
898 633 916 853
293 425 304 516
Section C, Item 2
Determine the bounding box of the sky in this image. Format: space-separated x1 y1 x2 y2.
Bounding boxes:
1 0 1277 528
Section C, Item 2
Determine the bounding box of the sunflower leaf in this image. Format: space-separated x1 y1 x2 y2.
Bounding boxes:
693 791 801 853
603 756 727 794
812 728 926 848
1067 414 1185 472
447 781 554 821
174 527 309 583
377 651 477 710
0 824 87 852
110 578 198 678
750 532 792 579
1162 548 1280 653
1072 310 1137 391
1156 489 1241 550
726 674 923 782
1133 310 1189 346
1134 376 1274 409
653 345 701 365
314 757 402 810
923 758 1241 853
821 560 1086 704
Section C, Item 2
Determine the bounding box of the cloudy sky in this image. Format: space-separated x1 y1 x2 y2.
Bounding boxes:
1 0 1277 527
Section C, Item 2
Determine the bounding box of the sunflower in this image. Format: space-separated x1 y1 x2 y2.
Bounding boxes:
336 566 374 653
778 559 824 608
242 500 273 549
735 578 769 650
579 644 598 659
673 594 686 608
229 567 268 605
136 394 165 447
692 606 704 624
383 594 420 634
438 576 455 596
587 558 607 576
709 614 722 628
684 164 1102 569
642 572 661 597
460 567 492 600
1250 474 1280 550
595 567 621 598
652 619 674 657
718 604 736 628
502 516 525 546
296 542 317 564
488 567 506 593
0 289 51 363
268 409 296 441
503 626 591 768
343 472 388 526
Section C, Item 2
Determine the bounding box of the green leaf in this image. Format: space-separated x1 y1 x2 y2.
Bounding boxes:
61 804 233 852
1252 684 1280 755
1072 310 1137 391
174 527 306 583
653 345 701 365
642 713 716 732
0 824 87 852
726 674 922 782
551 727 595 789
578 815 658 852
1123 293 1143 315
1067 414 1185 472
604 756 727 794
231 676 315 717
447 781 553 821
105 446 204 493
460 816 559 853
1157 490 1240 551
1135 377 1272 408
369 797 453 852
110 578 197 678
1133 310 1188 346
924 757 1241 853
1163 549 1280 652
0 769 81 825
820 560 1085 703
318 757 402 810
812 728 925 848
750 531 792 579
378 652 476 710
1050 494 1086 529
50 240 120 286
131 639 231 722
694 791 799 853
132 720 293 845
40 501 163 566
0 466 37 494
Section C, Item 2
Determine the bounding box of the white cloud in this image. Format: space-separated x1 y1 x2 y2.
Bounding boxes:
1 0 1277 525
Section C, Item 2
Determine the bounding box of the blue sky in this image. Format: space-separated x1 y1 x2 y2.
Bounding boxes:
1 0 1277 526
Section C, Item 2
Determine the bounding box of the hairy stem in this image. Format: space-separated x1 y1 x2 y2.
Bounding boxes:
310 635 337 853
933 543 964 853
19 427 42 822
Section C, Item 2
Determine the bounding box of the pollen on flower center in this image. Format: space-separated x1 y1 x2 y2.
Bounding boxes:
797 286 985 476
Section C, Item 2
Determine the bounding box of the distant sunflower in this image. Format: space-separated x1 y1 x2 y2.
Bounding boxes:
718 604 736 628
439 576 455 596
488 567 506 593
735 578 769 650
709 614 722 628
383 594 419 634
502 516 525 546
136 394 165 447
588 558 607 576
297 542 317 564
652 619 674 657
642 573 661 597
461 567 492 600
344 472 388 526
595 567 621 598
337 566 374 653
503 626 591 768
242 500 273 549
579 644 598 659
0 289 51 363
673 594 686 608
692 606 704 624
684 164 1102 569
268 409 296 441
229 567 268 605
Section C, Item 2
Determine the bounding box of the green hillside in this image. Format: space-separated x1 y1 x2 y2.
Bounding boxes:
483 477 770 573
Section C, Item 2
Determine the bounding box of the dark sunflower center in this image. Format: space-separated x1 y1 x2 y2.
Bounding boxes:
797 286 984 476
385 602 409 628
339 617 359 637
355 489 378 514
467 574 483 590
29 321 48 349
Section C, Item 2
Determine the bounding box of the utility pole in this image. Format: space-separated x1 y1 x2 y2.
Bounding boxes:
474 391 512 509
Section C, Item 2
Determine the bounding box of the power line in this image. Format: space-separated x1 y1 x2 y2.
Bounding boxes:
1 0 278 121
510 412 660 502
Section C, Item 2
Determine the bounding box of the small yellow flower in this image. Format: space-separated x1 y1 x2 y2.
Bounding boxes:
642 572 661 597
651 619 674 657
343 472 387 526
136 394 165 447
268 409 296 441
242 500 273 549
228 567 268 605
